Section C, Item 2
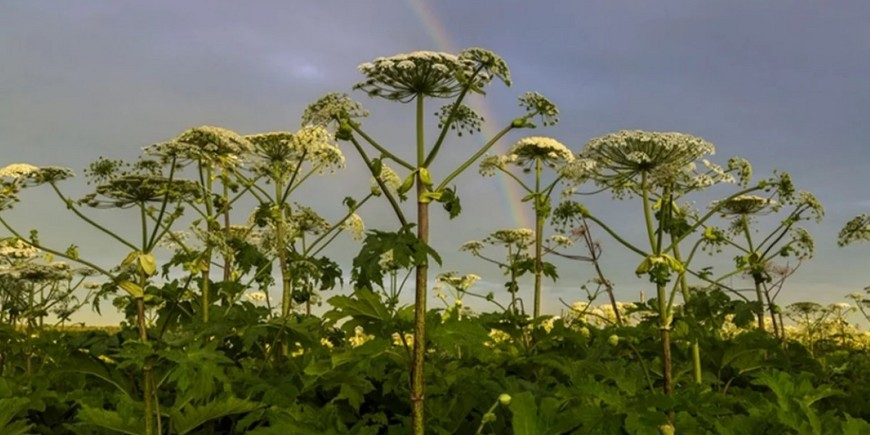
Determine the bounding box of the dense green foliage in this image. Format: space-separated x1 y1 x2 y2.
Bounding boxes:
0 292 868 434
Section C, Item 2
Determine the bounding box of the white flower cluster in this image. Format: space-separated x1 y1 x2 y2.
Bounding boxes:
667 158 735 191
349 325 374 348
0 238 39 259
0 163 74 201
340 213 365 241
484 328 512 348
839 214 870 246
547 235 574 248
354 51 477 102
0 262 73 281
301 92 369 127
146 126 254 167
558 158 597 185
391 332 414 347
485 228 534 246
288 206 330 236
540 316 561 333
518 92 559 126
378 249 399 271
509 136 574 166
565 301 640 327
0 163 41 178
436 271 481 291
461 48 511 85
292 125 345 173
245 291 268 303
713 194 776 216
459 240 485 255
479 154 517 177
583 130 715 179
370 164 402 196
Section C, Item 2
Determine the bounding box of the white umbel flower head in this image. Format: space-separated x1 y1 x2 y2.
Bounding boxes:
485 228 534 247
712 194 776 216
0 163 41 179
341 213 365 241
355 51 473 102
839 214 870 246
582 130 716 194
479 154 517 177
0 238 39 259
291 125 344 172
147 126 254 167
370 164 402 196
436 271 481 291
354 48 509 103
508 136 574 167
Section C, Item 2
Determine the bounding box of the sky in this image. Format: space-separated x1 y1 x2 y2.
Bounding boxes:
1 1 869 324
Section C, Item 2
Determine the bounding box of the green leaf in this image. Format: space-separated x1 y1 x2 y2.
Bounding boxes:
0 398 33 435
77 405 143 435
170 396 262 435
351 224 441 290
438 186 461 219
118 280 144 298
138 252 157 276
160 341 233 403
509 392 539 435
418 167 433 187
398 170 416 196
326 289 391 324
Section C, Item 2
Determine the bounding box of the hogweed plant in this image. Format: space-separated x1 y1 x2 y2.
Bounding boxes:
304 48 558 434
0 158 201 434
555 130 786 406
460 228 535 313
705 190 822 336
146 126 254 323
242 127 361 316
433 271 482 319
0 239 97 376
479 136 578 317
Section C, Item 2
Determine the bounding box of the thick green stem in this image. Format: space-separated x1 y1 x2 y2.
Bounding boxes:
134 264 155 435
137 295 154 435
641 178 672 400
657 281 673 397
584 214 648 257
641 173 658 253
436 124 514 191
349 135 408 226
533 159 544 318
410 94 427 435
350 123 414 170
222 173 232 282
274 180 293 317
199 164 217 323
753 276 767 331
672 238 702 384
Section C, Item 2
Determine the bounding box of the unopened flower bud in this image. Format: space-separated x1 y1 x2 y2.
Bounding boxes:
608 334 619 346
498 393 512 406
658 423 675 435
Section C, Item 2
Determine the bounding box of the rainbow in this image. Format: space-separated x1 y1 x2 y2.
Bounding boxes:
405 0 534 231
